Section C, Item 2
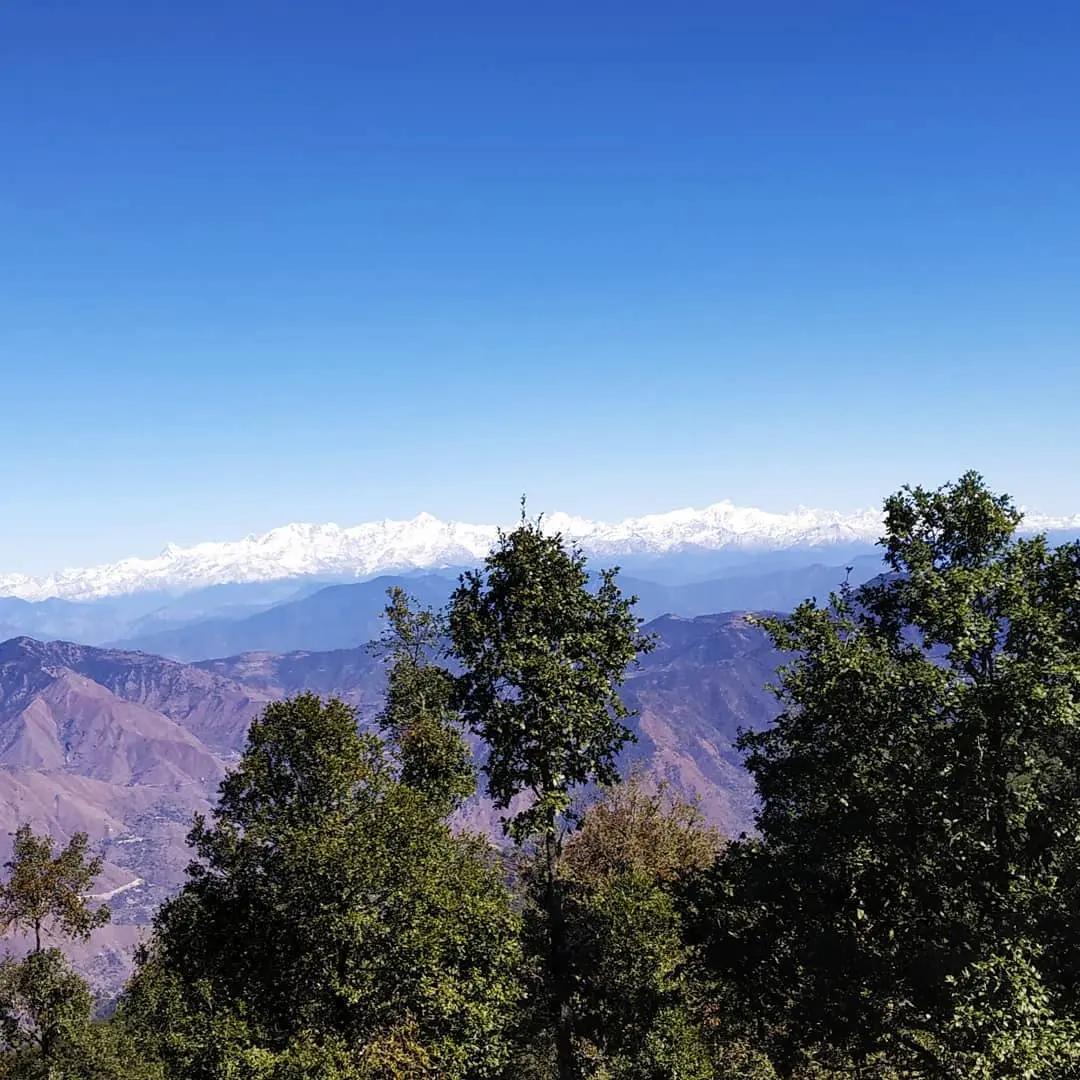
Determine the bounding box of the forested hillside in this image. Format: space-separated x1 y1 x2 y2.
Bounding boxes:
3 474 1080 1079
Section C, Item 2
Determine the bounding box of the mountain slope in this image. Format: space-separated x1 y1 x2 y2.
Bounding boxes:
113 574 458 661
0 670 222 786
0 636 277 989
117 560 882 663
0 637 275 753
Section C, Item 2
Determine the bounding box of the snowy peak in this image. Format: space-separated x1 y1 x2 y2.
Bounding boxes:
3 500 1079 603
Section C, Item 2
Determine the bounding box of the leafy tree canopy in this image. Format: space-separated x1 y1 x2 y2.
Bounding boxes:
447 508 653 1080
448 507 655 844
686 472 1080 1078
0 827 109 954
559 774 726 1080
371 586 475 815
0 825 152 1080
123 692 522 1080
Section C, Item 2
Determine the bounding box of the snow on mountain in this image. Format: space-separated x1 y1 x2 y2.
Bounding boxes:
3 501 1079 602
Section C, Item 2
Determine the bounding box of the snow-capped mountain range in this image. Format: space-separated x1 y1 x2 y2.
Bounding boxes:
4 501 1080 603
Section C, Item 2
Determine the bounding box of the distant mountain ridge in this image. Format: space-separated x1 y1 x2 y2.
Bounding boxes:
0 499 951 601
5 500 1077 604
112 574 459 661
0 612 779 844
113 559 886 663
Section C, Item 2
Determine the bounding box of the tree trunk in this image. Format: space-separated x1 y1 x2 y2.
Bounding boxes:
544 819 575 1080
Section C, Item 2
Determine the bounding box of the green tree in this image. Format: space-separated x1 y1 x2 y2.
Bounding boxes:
371 586 474 815
0 947 93 1077
562 769 722 885
122 692 521 1080
0 948 160 1080
447 509 654 1080
685 473 1080 1078
558 774 725 1079
0 828 109 954
0 826 153 1080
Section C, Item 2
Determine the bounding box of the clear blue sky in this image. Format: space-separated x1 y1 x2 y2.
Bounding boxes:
2 1 1078 574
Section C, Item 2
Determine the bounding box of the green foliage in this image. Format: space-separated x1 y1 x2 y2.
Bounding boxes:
447 509 653 1080
0 827 155 1080
0 948 93 1071
939 941 1080 1080
0 827 109 954
562 777 722 1080
448 508 654 843
562 768 722 886
510 774 725 1079
685 472 1080 1077
122 692 522 1080
372 586 475 814
0 950 158 1079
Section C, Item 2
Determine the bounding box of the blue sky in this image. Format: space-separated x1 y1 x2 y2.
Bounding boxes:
2 1 1078 574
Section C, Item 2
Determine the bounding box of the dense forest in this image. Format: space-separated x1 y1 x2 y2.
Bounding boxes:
3 472 1080 1079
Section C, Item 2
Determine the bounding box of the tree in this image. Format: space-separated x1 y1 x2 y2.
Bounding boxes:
0 948 93 1077
562 769 722 886
0 827 109 954
0 826 152 1080
370 586 474 815
556 773 725 1079
447 509 654 1080
685 473 1080 1077
122 693 522 1080
0 948 161 1080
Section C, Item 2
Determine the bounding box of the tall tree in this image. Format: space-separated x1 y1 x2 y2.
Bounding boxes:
448 509 653 1080
122 693 521 1080
0 827 109 954
685 473 1080 1078
0 826 151 1080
